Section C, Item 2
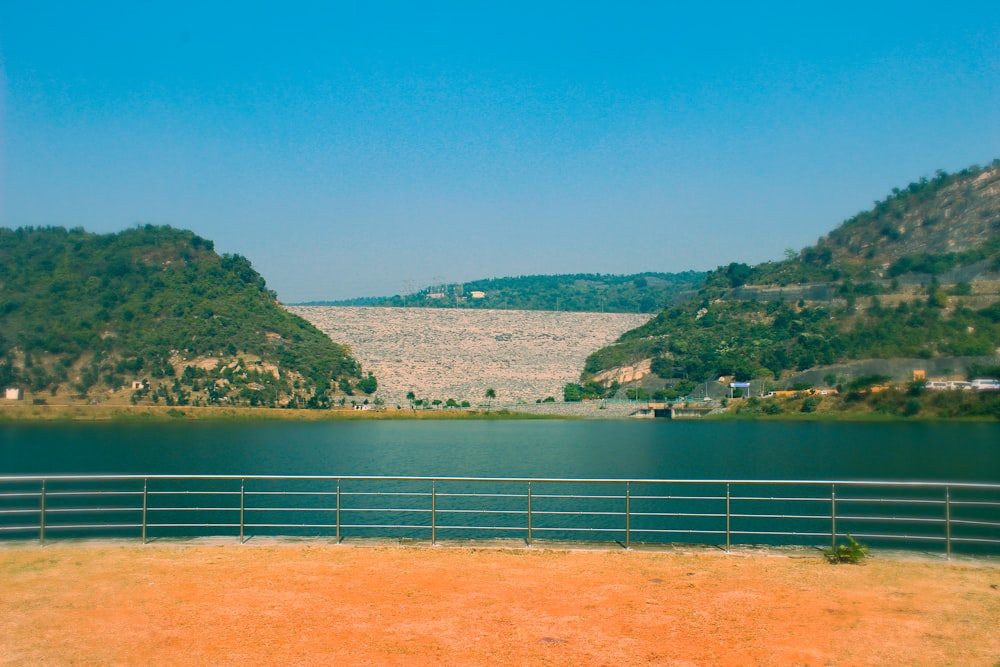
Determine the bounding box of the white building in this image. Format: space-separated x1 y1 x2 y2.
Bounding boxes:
5 387 24 400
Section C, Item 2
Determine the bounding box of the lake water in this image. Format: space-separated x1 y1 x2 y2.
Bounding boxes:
2 420 998 552
1 419 997 481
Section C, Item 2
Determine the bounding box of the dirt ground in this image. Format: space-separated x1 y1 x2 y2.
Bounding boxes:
2 541 998 666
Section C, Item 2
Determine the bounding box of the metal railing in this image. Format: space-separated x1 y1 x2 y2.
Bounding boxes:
1 475 998 557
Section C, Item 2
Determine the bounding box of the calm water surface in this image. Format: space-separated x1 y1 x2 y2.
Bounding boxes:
2 420 997 482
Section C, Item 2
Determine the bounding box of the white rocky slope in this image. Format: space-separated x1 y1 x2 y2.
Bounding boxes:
288 306 650 408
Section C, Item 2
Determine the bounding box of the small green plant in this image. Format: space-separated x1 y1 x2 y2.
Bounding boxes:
825 534 869 564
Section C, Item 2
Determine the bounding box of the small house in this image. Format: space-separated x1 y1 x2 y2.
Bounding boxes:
5 387 23 400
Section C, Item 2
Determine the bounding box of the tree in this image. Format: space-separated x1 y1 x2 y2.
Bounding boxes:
356 372 378 395
725 262 753 287
485 387 496 411
405 390 416 410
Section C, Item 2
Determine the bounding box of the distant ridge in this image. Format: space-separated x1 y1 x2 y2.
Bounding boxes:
297 271 706 314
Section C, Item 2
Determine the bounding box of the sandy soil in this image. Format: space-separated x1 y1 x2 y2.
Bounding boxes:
2 541 998 666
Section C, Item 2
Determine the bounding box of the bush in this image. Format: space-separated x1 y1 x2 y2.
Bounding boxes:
356 372 378 395
763 402 782 415
825 534 869 564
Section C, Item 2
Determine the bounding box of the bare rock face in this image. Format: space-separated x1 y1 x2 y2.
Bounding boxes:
593 358 653 386
288 306 650 407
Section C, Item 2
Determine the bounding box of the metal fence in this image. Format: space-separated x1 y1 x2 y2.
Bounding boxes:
1 475 998 557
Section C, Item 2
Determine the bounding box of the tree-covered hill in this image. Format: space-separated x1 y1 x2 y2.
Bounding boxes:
578 162 1000 397
0 225 369 408
304 271 706 314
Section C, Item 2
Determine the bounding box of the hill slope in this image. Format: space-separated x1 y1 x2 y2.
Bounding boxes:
0 225 368 408
582 162 1000 394
305 271 705 314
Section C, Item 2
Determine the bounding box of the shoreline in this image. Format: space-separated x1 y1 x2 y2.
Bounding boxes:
0 402 568 422
2 400 998 422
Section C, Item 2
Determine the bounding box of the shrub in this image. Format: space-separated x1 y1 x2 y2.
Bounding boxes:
825 534 869 564
763 402 782 415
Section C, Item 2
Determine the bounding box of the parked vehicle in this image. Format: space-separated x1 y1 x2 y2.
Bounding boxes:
970 378 1000 392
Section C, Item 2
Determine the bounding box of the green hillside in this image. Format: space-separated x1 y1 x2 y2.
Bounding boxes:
0 225 368 408
307 271 705 314
579 162 1000 397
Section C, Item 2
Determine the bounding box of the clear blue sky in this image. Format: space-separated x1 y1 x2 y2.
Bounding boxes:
2 2 998 302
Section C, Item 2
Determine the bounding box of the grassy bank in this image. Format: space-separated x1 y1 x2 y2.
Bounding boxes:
0 402 561 422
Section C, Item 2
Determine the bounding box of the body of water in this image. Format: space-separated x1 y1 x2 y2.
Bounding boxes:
2 419 998 481
2 420 997 552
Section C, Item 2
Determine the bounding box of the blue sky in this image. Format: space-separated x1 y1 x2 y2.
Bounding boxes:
1 2 998 302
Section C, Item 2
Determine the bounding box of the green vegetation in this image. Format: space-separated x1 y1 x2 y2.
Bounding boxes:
576 162 1000 404
303 271 706 314
746 161 1000 286
0 225 367 408
0 402 563 422
730 385 1000 420
582 296 1000 389
563 380 620 402
825 534 869 564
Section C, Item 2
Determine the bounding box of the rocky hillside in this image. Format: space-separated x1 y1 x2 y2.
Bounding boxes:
747 162 1000 286
582 162 1000 393
0 225 366 408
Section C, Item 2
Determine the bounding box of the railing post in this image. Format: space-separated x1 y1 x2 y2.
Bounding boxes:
142 478 148 544
624 482 631 550
431 481 437 545
39 480 46 546
726 483 731 553
335 480 341 544
945 486 951 561
526 482 532 546
239 478 245 544
831 484 837 553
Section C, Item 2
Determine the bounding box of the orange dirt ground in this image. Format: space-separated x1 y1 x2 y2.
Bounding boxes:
1 541 998 666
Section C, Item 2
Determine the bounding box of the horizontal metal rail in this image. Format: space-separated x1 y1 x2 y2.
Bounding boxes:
0 475 997 557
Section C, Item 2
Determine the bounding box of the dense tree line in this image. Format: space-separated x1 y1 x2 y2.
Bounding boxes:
308 272 706 314
0 225 367 406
